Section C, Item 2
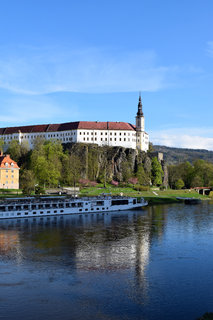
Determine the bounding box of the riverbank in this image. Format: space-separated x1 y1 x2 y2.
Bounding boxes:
79 185 208 205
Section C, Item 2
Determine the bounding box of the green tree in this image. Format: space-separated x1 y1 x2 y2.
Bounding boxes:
20 170 35 195
30 139 63 187
151 157 163 186
175 178 185 190
136 164 150 185
0 138 4 154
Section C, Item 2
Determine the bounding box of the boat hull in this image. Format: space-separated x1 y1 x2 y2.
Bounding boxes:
0 197 148 220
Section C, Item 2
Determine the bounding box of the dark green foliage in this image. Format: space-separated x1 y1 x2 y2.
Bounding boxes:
136 164 150 185
168 159 213 189
154 145 213 165
6 139 165 189
175 178 185 190
20 170 35 195
151 157 164 186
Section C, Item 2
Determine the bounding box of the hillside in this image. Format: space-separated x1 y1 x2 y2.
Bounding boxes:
153 145 213 165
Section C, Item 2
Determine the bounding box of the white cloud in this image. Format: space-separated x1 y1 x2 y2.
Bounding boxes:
0 46 184 95
150 127 213 150
0 96 67 126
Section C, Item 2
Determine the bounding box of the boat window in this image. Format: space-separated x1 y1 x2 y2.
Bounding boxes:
8 206 14 211
25 212 28 215
40 211 44 214
59 203 64 208
133 199 136 204
47 211 50 213
79 209 82 212
60 210 64 213
111 200 128 206
78 203 83 207
102 208 105 210
33 212 37 214
96 201 104 206
96 208 99 210
17 212 21 215
71 203 76 207
85 209 88 211
54 210 57 213
32 205 36 209
66 203 70 208
45 204 50 208
91 208 94 210
24 205 29 210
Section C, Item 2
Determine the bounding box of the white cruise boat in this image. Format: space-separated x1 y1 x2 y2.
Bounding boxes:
0 195 148 219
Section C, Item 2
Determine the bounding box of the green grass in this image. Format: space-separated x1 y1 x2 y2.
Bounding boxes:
80 185 209 205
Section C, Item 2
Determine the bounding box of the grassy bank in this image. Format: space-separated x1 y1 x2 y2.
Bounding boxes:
80 185 208 205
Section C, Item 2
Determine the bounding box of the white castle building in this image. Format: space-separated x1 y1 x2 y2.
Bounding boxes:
0 95 149 152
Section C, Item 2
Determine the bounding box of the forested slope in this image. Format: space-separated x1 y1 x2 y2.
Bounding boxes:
153 145 213 165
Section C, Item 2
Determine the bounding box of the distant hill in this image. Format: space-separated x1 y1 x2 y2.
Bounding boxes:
153 145 213 165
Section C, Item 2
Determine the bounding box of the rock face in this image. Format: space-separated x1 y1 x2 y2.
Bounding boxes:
64 143 167 185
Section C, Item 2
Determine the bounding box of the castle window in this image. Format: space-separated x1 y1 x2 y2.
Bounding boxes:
105 132 107 135
124 133 126 135
110 138 112 141
110 132 112 135
120 133 121 135
124 138 126 141
87 132 89 135
101 132 103 135
120 138 121 141
115 138 116 141
101 138 103 141
80 132 82 135
95 138 97 141
105 138 107 141
83 138 85 141
87 138 89 141
95 132 97 135
83 132 85 135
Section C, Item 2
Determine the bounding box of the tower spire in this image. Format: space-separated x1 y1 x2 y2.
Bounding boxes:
137 92 143 116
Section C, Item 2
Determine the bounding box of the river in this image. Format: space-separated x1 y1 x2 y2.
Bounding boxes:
0 202 213 320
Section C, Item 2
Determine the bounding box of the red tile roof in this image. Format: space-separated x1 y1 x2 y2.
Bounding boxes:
0 154 19 169
0 121 136 134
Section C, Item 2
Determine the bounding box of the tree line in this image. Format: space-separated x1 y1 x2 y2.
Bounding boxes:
2 138 165 193
168 160 213 189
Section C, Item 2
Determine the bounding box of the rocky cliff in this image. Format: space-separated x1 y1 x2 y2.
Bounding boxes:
64 143 167 185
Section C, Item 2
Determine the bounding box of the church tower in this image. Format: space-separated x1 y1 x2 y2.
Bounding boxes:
135 94 149 152
136 93 145 131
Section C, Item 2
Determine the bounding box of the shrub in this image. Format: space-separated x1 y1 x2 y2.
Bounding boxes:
134 185 150 192
111 180 119 187
175 179 185 190
209 191 213 198
128 177 138 185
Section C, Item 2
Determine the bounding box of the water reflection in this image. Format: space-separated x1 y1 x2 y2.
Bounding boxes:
1 203 212 320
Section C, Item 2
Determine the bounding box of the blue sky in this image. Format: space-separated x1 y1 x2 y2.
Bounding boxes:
0 0 213 149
